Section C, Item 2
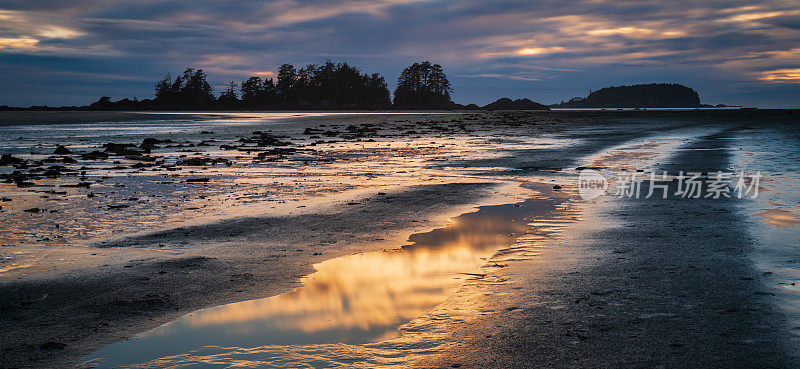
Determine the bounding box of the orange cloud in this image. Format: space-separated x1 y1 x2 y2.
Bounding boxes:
516 46 566 55
0 37 39 50
759 68 800 83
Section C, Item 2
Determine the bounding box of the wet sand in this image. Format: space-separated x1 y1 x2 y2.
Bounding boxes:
2 182 516 368
2 111 560 368
416 126 799 368
1 110 798 368
80 184 569 366
0 111 224 126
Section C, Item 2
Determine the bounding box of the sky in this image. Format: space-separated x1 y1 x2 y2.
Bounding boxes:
0 0 799 107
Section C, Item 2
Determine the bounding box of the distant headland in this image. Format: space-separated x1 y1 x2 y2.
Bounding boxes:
0 61 727 111
552 83 702 108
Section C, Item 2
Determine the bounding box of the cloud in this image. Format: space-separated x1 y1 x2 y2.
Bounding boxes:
0 37 38 50
0 10 88 52
759 68 800 82
455 73 546 81
0 0 798 106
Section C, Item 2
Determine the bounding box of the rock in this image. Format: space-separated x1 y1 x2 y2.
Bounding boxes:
239 132 292 146
80 150 109 160
53 145 72 155
1 197 12 201
61 182 92 188
103 143 144 156
0 154 23 166
107 204 129 209
125 154 158 162
23 207 42 213
343 124 379 138
186 178 210 183
176 157 231 166
41 156 67 164
254 148 298 159
132 161 162 168
553 184 563 189
140 138 172 149
40 341 67 350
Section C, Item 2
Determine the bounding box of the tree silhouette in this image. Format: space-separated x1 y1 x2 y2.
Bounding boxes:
154 75 173 105
277 64 298 107
98 61 408 110
153 68 214 109
180 68 215 108
272 61 390 109
240 76 278 108
216 81 239 108
393 61 453 109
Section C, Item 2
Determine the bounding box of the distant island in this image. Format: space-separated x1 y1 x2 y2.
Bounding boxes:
1 61 464 112
484 98 549 111
96 61 496 111
553 83 701 108
0 59 552 112
0 62 725 111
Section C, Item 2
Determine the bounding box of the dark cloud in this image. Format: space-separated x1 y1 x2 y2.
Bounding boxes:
0 0 798 106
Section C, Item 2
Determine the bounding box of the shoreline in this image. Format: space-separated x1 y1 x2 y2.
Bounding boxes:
1 108 797 127
1 110 798 368
1 181 527 369
0 111 227 127
80 181 564 367
414 124 799 368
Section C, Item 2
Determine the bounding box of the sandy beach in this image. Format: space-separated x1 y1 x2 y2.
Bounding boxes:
1 110 798 368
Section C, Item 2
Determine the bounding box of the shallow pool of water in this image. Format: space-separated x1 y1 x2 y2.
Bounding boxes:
82 190 566 368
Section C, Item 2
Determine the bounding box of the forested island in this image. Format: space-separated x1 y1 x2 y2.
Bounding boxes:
553 83 701 108
90 61 466 111
0 62 715 111
0 61 555 111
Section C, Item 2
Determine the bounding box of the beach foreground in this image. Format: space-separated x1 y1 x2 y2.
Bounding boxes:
0 110 798 368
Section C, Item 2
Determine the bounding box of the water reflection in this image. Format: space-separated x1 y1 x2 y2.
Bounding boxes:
84 194 559 367
751 208 800 228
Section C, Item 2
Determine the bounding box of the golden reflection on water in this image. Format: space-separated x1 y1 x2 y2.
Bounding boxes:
186 239 501 335
751 208 800 228
169 208 525 339
85 195 557 366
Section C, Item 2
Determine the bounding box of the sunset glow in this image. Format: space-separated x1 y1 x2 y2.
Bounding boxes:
1 2 799 368
516 47 565 55
0 37 38 50
0 1 798 106
760 68 800 83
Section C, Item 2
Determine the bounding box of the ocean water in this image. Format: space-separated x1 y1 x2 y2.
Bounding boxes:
729 124 800 338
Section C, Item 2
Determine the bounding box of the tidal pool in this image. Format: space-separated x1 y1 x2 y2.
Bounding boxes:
82 189 565 368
